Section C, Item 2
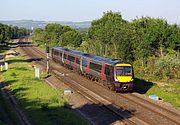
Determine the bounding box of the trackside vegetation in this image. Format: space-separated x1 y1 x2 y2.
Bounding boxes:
32 11 180 107
0 23 30 44
0 55 88 125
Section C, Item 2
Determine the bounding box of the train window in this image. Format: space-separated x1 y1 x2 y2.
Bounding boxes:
55 51 58 55
90 62 95 70
105 66 111 76
56 51 59 56
54 50 56 55
68 55 74 62
97 64 102 72
60 52 62 57
82 58 88 67
90 62 101 72
116 66 132 76
76 58 80 64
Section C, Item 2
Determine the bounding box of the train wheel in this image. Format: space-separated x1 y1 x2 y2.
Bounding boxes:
110 84 115 91
92 77 95 81
96 78 99 82
89 74 93 80
102 81 106 86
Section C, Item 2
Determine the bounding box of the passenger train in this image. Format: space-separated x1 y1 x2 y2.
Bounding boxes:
52 46 134 91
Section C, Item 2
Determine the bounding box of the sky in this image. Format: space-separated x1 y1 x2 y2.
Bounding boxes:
0 0 180 24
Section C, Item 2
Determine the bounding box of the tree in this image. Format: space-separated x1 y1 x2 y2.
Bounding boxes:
131 17 174 59
86 11 136 62
32 23 83 48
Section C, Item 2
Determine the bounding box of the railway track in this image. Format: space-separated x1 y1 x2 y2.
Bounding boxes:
20 46 139 125
20 45 180 125
124 93 180 122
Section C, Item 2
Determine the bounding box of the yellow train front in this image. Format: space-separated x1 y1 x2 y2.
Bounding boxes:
113 63 134 91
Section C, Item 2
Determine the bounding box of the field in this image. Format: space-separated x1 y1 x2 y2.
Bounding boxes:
0 55 88 125
134 78 180 108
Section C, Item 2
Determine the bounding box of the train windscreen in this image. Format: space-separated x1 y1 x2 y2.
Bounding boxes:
116 66 132 76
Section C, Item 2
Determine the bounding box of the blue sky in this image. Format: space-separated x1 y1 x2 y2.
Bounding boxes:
0 0 180 24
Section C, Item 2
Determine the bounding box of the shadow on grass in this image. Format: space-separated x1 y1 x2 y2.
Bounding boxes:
18 98 134 125
0 46 10 52
2 83 135 125
12 88 29 94
133 78 154 94
3 80 18 86
6 58 44 64
0 70 7 73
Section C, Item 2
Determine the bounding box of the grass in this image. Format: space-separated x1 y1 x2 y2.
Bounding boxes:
134 78 180 108
0 50 6 53
146 83 180 107
1 55 88 125
0 46 10 53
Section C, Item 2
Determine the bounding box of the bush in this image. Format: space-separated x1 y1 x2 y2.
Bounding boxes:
134 52 180 82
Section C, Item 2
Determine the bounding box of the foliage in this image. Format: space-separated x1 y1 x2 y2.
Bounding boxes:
131 17 180 60
0 23 30 44
32 24 82 48
59 30 82 48
134 51 180 82
87 11 134 61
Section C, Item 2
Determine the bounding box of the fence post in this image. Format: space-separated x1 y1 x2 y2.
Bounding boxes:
5 62 8 70
35 67 40 79
0 65 3 71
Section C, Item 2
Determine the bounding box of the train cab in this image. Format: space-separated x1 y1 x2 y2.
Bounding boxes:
114 63 134 91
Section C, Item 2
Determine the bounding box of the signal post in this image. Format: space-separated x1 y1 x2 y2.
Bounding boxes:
46 45 50 73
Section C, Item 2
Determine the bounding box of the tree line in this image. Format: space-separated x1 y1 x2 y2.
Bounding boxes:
0 23 31 45
32 11 180 82
32 24 82 48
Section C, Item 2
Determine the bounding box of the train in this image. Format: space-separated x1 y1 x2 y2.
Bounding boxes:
52 46 134 92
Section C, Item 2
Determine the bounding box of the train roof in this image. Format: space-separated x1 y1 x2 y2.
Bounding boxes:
53 46 84 56
53 46 129 65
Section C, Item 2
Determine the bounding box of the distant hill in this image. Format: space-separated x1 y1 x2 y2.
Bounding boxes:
0 20 91 29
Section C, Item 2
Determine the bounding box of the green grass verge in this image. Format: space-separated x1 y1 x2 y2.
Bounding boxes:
147 84 180 107
0 50 5 53
134 78 180 108
1 55 88 125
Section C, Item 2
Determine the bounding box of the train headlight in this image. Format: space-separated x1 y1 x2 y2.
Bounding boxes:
130 78 134 82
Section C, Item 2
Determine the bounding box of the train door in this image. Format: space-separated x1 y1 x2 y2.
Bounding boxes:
80 57 83 72
73 57 76 70
52 48 54 59
58 51 60 63
101 64 105 81
65 53 69 65
86 58 90 74
113 66 118 82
